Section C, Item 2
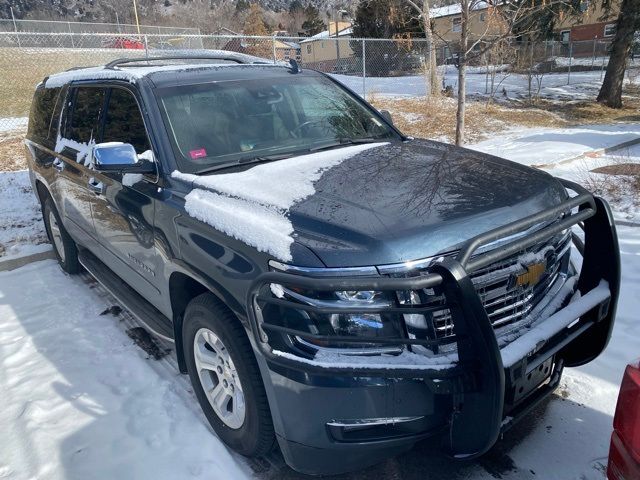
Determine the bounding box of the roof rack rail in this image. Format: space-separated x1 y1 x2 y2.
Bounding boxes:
104 55 258 69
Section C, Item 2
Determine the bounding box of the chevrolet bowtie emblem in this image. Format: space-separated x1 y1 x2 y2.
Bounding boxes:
514 261 547 288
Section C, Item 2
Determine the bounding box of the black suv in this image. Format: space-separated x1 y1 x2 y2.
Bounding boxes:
25 55 620 475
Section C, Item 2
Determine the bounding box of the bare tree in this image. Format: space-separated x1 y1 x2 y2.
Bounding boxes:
400 0 440 96
436 0 568 145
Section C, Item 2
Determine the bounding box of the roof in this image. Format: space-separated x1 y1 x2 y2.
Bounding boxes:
430 1 489 19
299 26 353 43
41 61 316 90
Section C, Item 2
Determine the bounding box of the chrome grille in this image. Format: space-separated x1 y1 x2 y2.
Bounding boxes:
402 231 572 341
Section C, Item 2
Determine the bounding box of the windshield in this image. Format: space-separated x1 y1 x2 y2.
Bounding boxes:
155 74 400 173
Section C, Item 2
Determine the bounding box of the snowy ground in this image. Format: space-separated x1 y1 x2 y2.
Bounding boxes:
0 171 49 259
334 67 638 101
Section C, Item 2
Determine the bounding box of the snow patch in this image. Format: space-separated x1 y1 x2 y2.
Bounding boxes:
173 143 387 261
55 133 95 166
272 348 459 371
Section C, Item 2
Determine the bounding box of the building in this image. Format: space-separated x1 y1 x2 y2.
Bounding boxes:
299 22 355 72
220 28 300 62
429 1 621 61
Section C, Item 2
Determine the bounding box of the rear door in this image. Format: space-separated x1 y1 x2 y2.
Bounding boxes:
54 85 106 248
89 85 163 304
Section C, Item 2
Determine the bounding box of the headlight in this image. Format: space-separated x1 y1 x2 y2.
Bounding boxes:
265 285 404 352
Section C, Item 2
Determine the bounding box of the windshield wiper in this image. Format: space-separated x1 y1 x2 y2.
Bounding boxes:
193 153 295 175
308 137 379 152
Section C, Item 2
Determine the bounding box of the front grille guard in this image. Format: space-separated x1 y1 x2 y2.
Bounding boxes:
246 178 620 458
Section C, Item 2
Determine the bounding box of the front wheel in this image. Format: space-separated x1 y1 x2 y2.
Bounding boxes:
183 293 274 456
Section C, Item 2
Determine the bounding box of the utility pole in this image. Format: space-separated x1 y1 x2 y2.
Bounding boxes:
132 0 141 35
10 7 20 47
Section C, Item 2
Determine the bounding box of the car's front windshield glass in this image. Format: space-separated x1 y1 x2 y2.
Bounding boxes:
155 73 400 173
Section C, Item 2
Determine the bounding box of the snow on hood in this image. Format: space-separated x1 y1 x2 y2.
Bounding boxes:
172 142 388 262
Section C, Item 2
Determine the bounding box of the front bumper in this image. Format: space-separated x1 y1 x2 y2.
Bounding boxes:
247 179 620 474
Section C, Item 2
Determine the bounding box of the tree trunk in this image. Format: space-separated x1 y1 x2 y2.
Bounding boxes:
596 0 640 108
422 0 439 96
455 0 469 145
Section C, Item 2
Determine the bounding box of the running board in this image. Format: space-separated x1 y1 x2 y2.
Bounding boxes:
78 248 175 342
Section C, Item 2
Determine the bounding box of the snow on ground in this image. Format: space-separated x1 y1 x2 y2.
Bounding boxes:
0 171 49 259
0 260 251 480
333 68 633 101
471 124 640 166
0 117 28 134
469 126 640 223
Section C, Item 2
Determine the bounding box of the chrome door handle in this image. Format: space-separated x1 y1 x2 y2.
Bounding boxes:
88 177 104 195
53 158 64 172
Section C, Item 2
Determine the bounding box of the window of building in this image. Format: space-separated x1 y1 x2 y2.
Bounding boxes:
102 88 150 154
65 87 106 145
604 23 616 37
452 17 462 32
479 12 486 22
560 30 571 43
306 44 311 54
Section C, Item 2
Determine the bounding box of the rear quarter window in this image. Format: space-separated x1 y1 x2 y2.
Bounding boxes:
28 86 62 144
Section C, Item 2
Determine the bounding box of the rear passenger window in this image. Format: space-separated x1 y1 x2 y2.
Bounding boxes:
28 86 61 142
102 88 150 154
66 87 106 145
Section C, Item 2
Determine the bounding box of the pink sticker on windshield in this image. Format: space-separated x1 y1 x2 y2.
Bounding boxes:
189 148 207 159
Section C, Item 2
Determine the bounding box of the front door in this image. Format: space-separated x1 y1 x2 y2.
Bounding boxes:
89 86 162 305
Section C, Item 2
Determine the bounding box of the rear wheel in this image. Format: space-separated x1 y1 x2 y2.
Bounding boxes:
42 197 79 274
183 293 275 456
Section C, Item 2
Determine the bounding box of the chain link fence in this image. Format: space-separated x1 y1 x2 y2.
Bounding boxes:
0 18 200 35
0 31 631 138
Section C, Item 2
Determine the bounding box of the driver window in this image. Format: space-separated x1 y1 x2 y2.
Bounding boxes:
102 88 150 155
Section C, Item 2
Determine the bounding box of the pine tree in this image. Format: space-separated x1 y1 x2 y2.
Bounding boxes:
302 6 326 36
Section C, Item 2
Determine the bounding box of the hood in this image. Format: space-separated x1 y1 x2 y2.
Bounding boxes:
288 139 567 267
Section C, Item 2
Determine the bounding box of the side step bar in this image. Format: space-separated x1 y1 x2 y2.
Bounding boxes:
78 248 175 342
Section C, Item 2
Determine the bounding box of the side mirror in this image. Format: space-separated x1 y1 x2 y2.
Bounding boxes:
92 143 155 174
379 110 394 126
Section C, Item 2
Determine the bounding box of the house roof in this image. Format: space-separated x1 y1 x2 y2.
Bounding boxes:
300 26 353 43
430 2 489 19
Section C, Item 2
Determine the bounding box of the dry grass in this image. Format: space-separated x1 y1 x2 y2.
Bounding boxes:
0 47 145 117
0 133 27 171
591 163 640 176
370 94 567 143
370 90 640 144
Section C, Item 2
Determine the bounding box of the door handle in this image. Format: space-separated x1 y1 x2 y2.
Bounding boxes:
88 177 105 195
53 158 64 172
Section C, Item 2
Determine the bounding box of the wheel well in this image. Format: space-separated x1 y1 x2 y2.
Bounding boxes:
169 272 210 373
35 180 50 206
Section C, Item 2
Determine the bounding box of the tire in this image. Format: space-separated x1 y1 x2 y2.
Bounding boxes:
42 196 79 274
183 293 275 456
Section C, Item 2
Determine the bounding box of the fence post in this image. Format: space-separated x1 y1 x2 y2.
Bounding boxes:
10 7 21 47
68 22 75 48
362 39 366 100
567 41 572 85
272 35 277 64
601 43 607 80
591 38 596 69
144 35 149 58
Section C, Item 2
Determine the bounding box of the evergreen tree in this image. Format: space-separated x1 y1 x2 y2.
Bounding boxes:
302 5 326 36
351 0 424 74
